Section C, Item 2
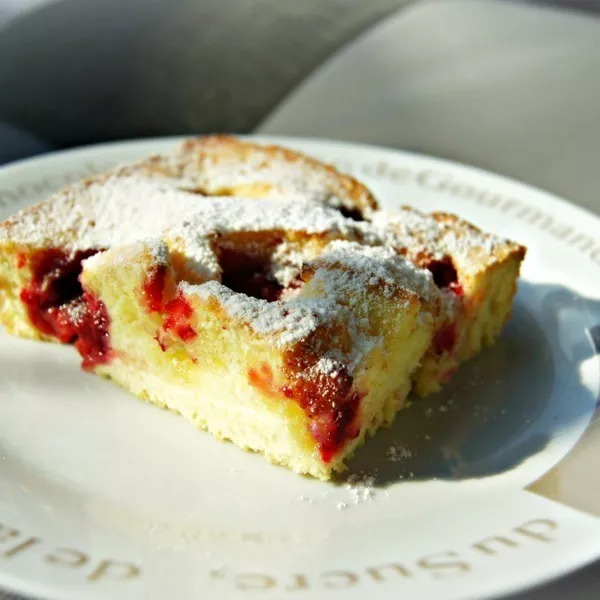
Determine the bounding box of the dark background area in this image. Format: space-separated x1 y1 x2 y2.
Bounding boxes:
0 0 599 163
0 0 410 160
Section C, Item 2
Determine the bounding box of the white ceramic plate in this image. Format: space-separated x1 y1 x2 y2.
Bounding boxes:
0 137 599 600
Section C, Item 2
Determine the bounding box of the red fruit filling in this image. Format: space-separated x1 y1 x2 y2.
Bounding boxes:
223 270 284 302
142 269 197 349
219 247 284 302
73 291 112 369
425 256 462 355
249 362 361 463
434 322 458 354
215 245 308 302
425 256 462 295
338 206 366 222
19 248 112 369
447 281 464 297
142 265 167 313
306 392 361 463
162 293 197 341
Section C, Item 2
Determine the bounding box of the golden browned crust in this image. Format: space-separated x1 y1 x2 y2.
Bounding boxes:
172 135 379 214
431 211 527 262
0 135 378 247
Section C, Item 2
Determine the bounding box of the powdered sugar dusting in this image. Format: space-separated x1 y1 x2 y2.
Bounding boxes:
310 240 436 301
372 207 514 274
269 241 307 287
63 299 87 325
182 280 337 347
0 175 201 250
168 198 373 283
148 239 170 265
1 173 373 279
169 197 369 245
1 139 523 380
314 356 343 376
170 138 374 214
178 237 431 359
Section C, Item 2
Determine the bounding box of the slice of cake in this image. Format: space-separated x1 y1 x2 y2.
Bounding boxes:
0 136 526 478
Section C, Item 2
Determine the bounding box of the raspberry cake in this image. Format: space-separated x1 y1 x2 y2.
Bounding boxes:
0 136 525 479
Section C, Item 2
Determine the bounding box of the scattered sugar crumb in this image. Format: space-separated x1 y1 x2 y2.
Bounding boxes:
386 443 412 462
372 206 516 278
344 472 377 505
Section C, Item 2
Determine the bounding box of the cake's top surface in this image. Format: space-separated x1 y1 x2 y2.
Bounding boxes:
1 137 524 281
0 172 374 271
0 136 378 253
170 195 373 239
164 136 378 214
307 240 436 302
372 206 525 275
183 279 336 348
181 240 432 353
1 175 199 249
1 136 526 356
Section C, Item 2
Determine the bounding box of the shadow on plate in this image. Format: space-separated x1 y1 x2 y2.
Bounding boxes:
339 281 600 487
